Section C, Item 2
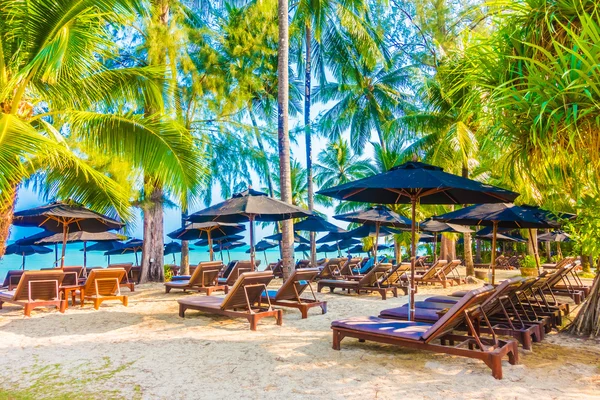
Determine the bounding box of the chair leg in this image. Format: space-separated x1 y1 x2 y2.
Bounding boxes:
94 299 101 310
122 296 129 307
320 302 327 315
300 306 308 319
276 310 283 326
165 287 171 294
59 300 67 313
179 304 186 318
24 304 32 317
250 315 258 331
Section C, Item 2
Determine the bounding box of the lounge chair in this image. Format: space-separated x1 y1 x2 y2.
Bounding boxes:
331 286 519 379
338 257 363 276
218 261 255 286
413 259 451 288
315 258 343 280
381 278 543 350
295 259 311 269
164 261 227 295
261 268 326 318
0 270 66 316
78 269 128 309
108 263 135 291
1 270 25 290
266 260 283 278
317 264 397 300
178 271 283 330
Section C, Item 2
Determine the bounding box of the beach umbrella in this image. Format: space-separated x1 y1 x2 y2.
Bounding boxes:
476 232 527 243
105 239 143 265
419 219 474 262
194 234 244 247
12 201 124 267
335 206 411 264
336 238 361 250
316 244 336 257
434 203 572 281
4 243 52 269
164 242 183 264
348 244 365 254
167 222 245 261
295 243 311 252
246 240 277 265
187 188 312 268
14 231 59 263
417 233 437 243
318 161 519 321
210 241 245 262
36 231 122 268
85 240 124 265
264 232 310 244
538 230 571 257
343 224 400 239
294 216 346 266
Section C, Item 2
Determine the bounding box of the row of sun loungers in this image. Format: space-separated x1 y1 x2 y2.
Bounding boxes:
0 267 130 316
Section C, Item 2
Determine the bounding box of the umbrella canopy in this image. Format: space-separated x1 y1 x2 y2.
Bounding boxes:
435 203 571 280
14 231 55 245
167 222 245 261
343 224 399 239
418 233 437 243
4 243 52 269
476 232 527 243
318 161 519 321
316 244 337 255
212 242 245 251
419 219 473 233
247 240 277 253
264 232 310 244
187 189 312 266
164 242 183 264
12 201 124 267
316 230 349 244
194 234 245 247
104 239 143 265
36 231 123 268
294 216 345 232
86 241 123 252
475 226 512 236
348 244 366 254
538 230 571 242
295 243 311 252
336 238 361 250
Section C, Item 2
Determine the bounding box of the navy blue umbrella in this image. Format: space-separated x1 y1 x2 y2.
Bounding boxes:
164 242 183 264
37 231 122 268
167 222 245 261
265 232 310 244
5 243 52 269
246 240 277 265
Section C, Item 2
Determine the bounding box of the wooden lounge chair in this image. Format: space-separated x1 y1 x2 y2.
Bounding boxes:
0 270 66 316
295 259 311 269
317 264 397 300
164 261 227 295
218 261 254 286
266 260 283 278
108 263 135 291
78 269 128 309
338 257 363 276
315 258 343 280
178 271 283 330
261 268 326 318
413 259 451 288
1 270 25 290
332 286 519 379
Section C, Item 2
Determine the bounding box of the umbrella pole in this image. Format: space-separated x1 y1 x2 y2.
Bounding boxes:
22 253 25 270
108 255 111 266
135 251 139 266
227 249 231 262
528 228 541 274
433 234 437 262
373 222 379 265
60 225 69 268
208 231 214 262
264 250 268 267
54 244 58 265
249 215 256 270
491 221 498 285
83 241 87 269
557 242 562 258
409 197 417 321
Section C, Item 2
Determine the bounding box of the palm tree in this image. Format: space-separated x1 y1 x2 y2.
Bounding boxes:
314 53 413 154
0 0 202 259
314 138 376 189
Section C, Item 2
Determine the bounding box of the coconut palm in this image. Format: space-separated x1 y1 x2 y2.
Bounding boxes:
314 138 376 189
0 0 202 258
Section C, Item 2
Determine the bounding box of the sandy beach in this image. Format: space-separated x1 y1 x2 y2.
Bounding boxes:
1 269 599 400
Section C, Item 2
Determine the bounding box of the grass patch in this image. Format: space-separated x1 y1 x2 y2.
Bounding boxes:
0 357 136 400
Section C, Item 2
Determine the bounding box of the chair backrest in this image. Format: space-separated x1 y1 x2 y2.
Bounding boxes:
422 285 496 342
419 259 448 280
221 271 274 310
226 261 254 286
358 263 392 286
295 259 311 269
189 261 223 286
339 257 361 275
63 266 83 278
317 258 341 279
2 270 25 289
108 263 133 283
274 268 319 301
481 277 524 316
222 260 239 278
12 270 65 301
381 263 411 285
439 260 461 277
83 269 126 296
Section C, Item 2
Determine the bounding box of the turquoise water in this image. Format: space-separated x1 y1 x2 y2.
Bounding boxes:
0 242 365 278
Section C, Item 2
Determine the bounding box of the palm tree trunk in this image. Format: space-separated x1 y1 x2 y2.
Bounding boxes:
375 124 387 154
304 24 316 268
140 182 165 283
0 182 18 258
462 165 474 276
278 0 294 280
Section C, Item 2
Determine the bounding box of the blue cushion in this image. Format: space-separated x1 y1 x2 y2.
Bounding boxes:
332 316 431 340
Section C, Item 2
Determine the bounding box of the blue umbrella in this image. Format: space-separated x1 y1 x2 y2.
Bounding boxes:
164 242 183 264
4 243 52 269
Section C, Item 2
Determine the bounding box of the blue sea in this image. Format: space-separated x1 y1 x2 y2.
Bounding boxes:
0 242 366 278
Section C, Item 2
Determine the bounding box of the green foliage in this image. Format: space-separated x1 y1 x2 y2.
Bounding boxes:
163 264 174 282
521 255 537 269
566 195 600 260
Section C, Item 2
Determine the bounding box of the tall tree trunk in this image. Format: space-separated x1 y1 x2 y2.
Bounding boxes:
0 183 18 258
180 210 189 275
140 183 165 283
569 259 600 337
278 0 294 280
304 24 316 268
461 165 474 276
581 253 592 274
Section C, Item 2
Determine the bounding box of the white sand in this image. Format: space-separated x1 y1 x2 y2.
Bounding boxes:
0 269 599 399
